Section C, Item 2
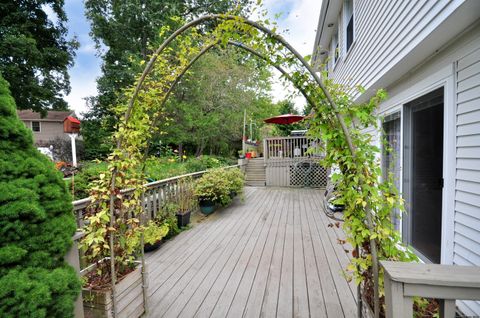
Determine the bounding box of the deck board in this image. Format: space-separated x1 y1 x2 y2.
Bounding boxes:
146 187 357 318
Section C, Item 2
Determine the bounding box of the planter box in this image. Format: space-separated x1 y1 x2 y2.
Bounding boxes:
176 210 191 228
144 240 164 253
83 264 145 318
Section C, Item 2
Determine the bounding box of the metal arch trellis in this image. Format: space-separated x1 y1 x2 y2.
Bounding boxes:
106 14 381 318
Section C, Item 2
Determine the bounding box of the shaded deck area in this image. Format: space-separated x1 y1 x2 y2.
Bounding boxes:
145 187 357 317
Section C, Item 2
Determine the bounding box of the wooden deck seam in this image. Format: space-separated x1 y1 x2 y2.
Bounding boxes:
303 188 346 317
306 189 356 317
299 189 327 317
241 189 288 318
148 189 269 316
191 188 279 317
208 189 283 317
146 188 256 264
276 190 295 318
309 191 357 301
259 189 290 318
155 188 272 317
298 189 312 317
225 187 286 317
167 187 274 317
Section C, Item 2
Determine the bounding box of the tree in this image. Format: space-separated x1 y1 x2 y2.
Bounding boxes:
0 1 78 114
275 99 306 136
161 48 277 156
82 0 253 159
0 75 80 317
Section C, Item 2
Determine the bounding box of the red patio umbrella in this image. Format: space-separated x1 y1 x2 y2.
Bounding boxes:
263 113 304 125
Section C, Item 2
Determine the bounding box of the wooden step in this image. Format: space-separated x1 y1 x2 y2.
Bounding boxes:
245 180 266 186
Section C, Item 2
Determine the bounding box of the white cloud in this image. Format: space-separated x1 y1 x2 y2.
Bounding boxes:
65 66 101 117
259 0 322 111
77 43 97 54
66 1 322 115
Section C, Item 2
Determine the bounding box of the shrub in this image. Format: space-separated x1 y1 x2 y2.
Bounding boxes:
194 168 236 206
67 161 108 200
0 75 80 317
156 202 181 239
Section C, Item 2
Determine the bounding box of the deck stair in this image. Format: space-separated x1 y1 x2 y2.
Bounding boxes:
245 158 266 186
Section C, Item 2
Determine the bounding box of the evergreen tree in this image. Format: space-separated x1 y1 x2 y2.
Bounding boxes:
0 75 80 317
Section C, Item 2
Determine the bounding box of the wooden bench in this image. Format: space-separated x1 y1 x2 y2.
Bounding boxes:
381 261 480 318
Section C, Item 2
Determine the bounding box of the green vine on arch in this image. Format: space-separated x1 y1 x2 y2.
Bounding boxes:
80 6 419 317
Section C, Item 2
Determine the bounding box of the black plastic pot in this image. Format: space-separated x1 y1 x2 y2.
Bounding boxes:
144 240 163 253
176 210 191 228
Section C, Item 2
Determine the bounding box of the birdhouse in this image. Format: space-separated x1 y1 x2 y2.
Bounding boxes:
63 116 81 134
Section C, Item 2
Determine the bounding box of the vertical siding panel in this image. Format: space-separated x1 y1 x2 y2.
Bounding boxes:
455 48 480 317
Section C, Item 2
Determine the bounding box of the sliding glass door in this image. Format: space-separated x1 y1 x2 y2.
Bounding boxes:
403 88 444 263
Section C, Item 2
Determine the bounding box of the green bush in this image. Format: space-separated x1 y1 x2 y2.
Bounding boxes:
184 155 233 173
68 161 108 200
224 168 245 195
0 76 80 317
194 168 241 206
69 156 234 200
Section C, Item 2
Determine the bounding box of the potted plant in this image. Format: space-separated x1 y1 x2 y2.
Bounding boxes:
80 178 148 317
194 169 231 214
141 220 169 252
225 168 245 199
238 150 246 159
194 173 218 215
175 178 195 227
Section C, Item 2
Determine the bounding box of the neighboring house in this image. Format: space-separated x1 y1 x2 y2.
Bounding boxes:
313 0 480 315
17 110 76 146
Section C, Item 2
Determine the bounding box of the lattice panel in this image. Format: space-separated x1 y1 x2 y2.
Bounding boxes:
289 162 327 188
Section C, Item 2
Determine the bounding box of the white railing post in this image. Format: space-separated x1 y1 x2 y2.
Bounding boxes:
66 232 85 318
381 261 480 318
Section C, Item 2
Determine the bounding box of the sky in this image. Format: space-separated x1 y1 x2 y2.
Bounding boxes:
60 0 322 116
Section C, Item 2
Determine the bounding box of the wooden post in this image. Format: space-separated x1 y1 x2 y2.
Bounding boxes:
65 232 85 318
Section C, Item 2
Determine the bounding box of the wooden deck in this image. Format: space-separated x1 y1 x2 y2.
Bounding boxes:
145 187 357 318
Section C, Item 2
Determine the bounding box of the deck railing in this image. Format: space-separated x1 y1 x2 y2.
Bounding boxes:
381 261 480 318
67 166 240 317
263 136 323 162
72 164 239 248
262 137 327 187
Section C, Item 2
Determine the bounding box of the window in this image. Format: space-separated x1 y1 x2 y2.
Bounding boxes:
330 31 339 65
31 121 40 132
344 0 354 53
382 112 401 231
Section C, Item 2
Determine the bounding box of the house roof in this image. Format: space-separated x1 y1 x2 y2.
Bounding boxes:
64 116 80 124
17 110 74 122
312 0 342 66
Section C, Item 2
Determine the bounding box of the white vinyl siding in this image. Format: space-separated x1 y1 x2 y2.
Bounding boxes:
330 0 464 91
454 47 480 316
